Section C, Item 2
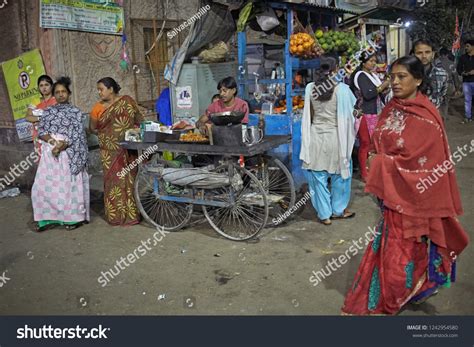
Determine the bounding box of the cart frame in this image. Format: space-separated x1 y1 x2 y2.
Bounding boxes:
121 135 294 241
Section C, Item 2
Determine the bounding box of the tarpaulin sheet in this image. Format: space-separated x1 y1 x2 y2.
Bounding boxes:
164 1 236 85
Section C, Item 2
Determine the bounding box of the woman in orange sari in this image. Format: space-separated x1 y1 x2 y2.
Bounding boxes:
92 77 144 226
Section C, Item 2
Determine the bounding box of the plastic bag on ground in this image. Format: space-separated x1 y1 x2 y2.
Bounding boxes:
0 187 20 199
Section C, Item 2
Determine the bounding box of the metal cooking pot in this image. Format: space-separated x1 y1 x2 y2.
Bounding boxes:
209 111 245 126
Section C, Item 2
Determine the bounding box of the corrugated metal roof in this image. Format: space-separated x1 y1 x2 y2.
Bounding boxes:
339 6 412 27
269 1 360 15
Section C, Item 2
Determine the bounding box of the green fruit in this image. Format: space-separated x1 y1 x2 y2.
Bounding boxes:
322 43 329 50
336 39 342 46
315 29 324 39
319 38 326 45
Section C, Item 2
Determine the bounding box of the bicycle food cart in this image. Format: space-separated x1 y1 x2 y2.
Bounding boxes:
121 135 295 241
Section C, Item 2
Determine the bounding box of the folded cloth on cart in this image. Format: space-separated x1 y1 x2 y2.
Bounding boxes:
161 168 230 188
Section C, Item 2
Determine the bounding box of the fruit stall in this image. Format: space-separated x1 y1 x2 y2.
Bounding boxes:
237 1 357 190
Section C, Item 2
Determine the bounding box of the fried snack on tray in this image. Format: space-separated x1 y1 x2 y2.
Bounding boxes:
180 131 208 142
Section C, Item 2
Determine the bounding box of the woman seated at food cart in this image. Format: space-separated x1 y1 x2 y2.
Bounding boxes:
196 76 249 134
300 57 357 226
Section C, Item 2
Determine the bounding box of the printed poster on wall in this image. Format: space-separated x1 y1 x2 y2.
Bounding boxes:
1 49 47 142
40 0 124 35
176 86 193 109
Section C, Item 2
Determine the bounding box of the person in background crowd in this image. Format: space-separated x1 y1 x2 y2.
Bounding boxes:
32 77 89 232
342 56 469 315
456 39 474 124
350 52 391 182
93 77 144 226
301 57 357 226
376 45 387 66
412 39 448 110
211 93 220 103
89 86 110 135
196 76 249 134
293 70 306 89
25 75 57 157
155 83 172 126
438 47 462 121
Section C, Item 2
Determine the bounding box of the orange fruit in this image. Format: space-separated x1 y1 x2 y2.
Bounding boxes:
297 45 304 54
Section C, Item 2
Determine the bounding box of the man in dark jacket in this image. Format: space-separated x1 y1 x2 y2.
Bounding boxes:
457 39 474 124
412 39 448 110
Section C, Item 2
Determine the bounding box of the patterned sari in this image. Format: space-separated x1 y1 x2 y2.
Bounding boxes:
32 104 90 227
96 95 144 226
342 93 469 315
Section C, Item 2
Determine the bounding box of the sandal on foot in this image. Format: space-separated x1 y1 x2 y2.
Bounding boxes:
319 218 332 226
35 223 58 232
331 211 356 220
65 222 84 231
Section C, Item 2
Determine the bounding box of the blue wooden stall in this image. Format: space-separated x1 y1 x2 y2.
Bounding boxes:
237 1 354 190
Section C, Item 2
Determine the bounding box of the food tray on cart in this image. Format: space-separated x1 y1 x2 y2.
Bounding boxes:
165 139 210 145
120 135 291 156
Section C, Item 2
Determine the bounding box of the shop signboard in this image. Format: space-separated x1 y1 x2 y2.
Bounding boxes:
176 86 193 109
1 49 46 142
40 0 124 35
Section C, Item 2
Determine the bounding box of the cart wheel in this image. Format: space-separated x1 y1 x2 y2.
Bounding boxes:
202 163 268 241
134 165 193 231
246 156 296 226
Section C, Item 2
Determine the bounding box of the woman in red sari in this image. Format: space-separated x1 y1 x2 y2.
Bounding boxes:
342 56 469 315
92 77 144 226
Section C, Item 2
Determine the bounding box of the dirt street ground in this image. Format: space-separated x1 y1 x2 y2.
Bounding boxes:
0 99 472 316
